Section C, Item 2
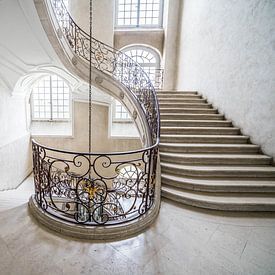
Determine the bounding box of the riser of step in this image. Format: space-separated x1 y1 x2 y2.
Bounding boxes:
161 162 275 178
160 135 249 144
161 120 232 127
161 174 275 193
159 108 218 114
161 127 240 135
159 143 260 154
159 103 212 109
158 91 198 95
160 114 224 120
161 187 275 211
158 98 207 103
160 153 272 165
157 94 201 99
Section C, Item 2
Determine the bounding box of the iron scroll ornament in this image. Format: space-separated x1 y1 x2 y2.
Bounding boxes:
32 140 158 225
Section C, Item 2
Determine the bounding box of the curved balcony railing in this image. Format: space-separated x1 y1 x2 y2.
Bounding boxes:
51 0 160 144
32 140 158 225
31 0 161 227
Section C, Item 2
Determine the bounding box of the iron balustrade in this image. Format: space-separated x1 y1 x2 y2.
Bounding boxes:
31 0 161 226
32 140 158 225
51 0 160 143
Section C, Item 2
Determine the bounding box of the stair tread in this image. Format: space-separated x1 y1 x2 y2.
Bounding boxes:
161 162 275 172
161 126 239 130
160 152 270 159
159 107 216 110
161 119 230 122
160 143 258 148
162 173 275 186
160 134 248 138
162 186 275 203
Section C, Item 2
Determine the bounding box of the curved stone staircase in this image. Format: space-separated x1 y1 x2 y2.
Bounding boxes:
159 91 275 211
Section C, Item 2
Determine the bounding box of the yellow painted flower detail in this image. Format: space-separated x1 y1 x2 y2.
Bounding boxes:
84 185 98 199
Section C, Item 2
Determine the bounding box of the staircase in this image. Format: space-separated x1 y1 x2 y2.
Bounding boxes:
158 91 275 211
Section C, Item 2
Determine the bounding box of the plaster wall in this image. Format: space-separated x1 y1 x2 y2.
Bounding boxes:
114 30 164 55
162 0 181 90
69 0 114 46
34 101 141 153
0 85 32 191
176 0 275 158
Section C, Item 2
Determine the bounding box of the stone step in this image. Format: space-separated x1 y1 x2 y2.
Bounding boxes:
162 186 275 211
158 98 207 103
160 152 272 165
160 134 249 144
159 107 218 114
161 126 240 135
161 173 275 193
157 91 198 95
160 113 224 120
161 162 275 178
161 120 232 127
159 102 212 109
159 143 260 154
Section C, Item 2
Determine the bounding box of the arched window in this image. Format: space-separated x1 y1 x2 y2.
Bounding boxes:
31 75 71 121
115 0 163 28
122 45 161 88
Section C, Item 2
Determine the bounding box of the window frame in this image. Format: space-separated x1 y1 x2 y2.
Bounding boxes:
31 75 71 122
112 99 132 122
122 45 161 88
115 0 164 29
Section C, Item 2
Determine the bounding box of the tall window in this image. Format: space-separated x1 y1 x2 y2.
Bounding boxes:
122 45 161 87
115 0 163 28
31 75 70 120
114 101 131 120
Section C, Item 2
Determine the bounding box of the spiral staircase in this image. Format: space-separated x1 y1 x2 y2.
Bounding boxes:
29 0 161 240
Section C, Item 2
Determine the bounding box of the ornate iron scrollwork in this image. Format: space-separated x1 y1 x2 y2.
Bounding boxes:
32 140 158 225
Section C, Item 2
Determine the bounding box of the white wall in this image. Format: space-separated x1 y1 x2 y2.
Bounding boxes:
162 0 181 90
176 0 275 158
69 0 114 46
34 101 141 153
0 86 32 191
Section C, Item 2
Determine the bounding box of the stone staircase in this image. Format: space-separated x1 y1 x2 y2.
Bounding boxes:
158 91 275 211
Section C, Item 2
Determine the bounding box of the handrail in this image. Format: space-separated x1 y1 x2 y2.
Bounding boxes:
32 139 158 225
30 0 161 227
51 0 160 144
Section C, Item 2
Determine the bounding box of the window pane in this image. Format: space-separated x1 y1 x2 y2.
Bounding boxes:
31 74 71 120
116 0 161 27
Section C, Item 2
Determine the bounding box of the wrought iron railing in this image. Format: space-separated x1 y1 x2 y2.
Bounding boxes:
51 0 160 143
31 0 160 227
32 140 158 225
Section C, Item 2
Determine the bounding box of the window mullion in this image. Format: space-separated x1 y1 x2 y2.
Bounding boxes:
137 0 141 27
50 75 53 121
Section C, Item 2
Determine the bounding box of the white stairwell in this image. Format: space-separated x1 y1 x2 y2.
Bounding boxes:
158 91 275 211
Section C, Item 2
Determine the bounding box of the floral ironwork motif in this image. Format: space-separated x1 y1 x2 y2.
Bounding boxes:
32 140 158 225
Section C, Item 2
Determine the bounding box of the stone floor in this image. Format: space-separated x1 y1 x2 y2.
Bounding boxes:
0 176 275 275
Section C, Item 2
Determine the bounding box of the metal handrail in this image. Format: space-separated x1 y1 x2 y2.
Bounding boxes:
32 139 158 225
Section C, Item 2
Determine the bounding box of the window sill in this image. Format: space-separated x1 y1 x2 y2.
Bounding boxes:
30 121 73 137
115 28 164 32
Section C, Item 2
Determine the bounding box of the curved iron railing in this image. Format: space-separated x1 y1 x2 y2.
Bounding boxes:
51 0 160 143
32 140 158 225
31 0 161 226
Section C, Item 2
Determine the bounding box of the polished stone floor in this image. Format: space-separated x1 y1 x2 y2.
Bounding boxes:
0 175 275 275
